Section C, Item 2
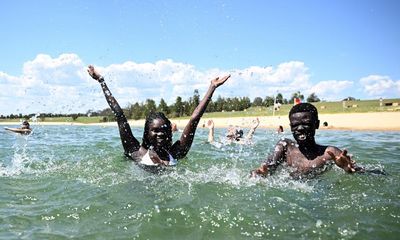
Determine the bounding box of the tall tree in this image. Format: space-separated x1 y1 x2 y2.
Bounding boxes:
252 97 263 107
173 96 184 117
143 99 157 117
263 96 274 107
130 102 143 120
307 93 321 102
289 91 304 104
157 98 170 115
276 93 284 104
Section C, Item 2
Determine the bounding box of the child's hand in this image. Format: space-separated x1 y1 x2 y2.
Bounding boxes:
251 118 260 129
327 149 356 173
207 119 214 129
211 74 230 88
250 163 268 177
87 65 102 81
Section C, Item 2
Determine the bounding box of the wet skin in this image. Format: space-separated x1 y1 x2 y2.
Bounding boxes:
289 112 319 147
252 111 357 177
147 118 172 156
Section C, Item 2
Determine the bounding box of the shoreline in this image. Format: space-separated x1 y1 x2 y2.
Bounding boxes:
1 112 400 131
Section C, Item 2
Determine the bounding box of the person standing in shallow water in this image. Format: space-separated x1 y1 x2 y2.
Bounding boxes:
251 103 364 178
87 65 230 167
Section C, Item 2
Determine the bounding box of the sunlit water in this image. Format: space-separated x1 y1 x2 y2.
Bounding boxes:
1 125 399 239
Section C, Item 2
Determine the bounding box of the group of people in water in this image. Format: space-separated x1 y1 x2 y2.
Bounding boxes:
86 65 364 178
5 64 373 178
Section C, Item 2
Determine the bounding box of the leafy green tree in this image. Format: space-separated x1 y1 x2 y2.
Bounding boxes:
240 97 251 110
130 102 143 120
307 93 321 102
143 99 157 117
173 96 184 117
289 91 304 104
276 93 284 104
252 97 263 107
157 98 170 115
214 96 224 112
263 96 274 107
190 89 200 113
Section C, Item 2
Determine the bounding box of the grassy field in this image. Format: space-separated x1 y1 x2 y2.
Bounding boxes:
202 98 400 118
1 98 399 124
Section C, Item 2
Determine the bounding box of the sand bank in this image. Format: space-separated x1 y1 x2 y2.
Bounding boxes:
1 112 399 131
171 112 400 131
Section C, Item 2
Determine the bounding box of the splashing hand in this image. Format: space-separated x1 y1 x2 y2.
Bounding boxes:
327 149 356 173
251 163 268 177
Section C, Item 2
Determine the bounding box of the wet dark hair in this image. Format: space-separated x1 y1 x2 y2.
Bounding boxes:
22 120 30 127
142 112 172 149
236 129 244 140
289 103 318 121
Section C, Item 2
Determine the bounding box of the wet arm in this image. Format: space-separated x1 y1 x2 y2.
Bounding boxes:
252 141 286 176
172 76 229 158
98 78 140 155
245 118 260 140
207 120 215 143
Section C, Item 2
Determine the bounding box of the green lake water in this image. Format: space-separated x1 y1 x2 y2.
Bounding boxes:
1 125 399 239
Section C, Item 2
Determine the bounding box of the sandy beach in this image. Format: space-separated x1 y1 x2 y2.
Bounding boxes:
1 112 400 131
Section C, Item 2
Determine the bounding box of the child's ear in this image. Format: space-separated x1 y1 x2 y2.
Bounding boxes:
316 120 320 129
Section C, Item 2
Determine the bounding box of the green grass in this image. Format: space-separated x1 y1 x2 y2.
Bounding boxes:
1 98 399 124
201 98 400 118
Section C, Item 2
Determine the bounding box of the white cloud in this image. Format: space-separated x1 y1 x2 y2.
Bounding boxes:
2 53 395 115
0 55 314 115
308 80 354 101
360 75 400 97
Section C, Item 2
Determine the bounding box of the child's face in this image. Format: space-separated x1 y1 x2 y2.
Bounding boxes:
148 118 171 149
289 112 318 144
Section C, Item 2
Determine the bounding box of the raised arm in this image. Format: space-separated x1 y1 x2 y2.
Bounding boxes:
171 75 230 159
245 117 260 140
87 65 140 156
207 119 215 143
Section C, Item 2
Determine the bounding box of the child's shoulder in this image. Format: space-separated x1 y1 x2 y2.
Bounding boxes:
277 138 296 145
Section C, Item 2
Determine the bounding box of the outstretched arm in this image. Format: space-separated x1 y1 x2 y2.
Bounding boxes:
327 149 357 173
171 75 230 159
87 65 140 156
245 118 260 140
207 119 215 143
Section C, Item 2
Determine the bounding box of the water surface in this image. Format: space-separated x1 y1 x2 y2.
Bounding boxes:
1 125 399 239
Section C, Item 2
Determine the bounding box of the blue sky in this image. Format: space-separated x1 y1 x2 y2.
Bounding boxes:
0 0 399 115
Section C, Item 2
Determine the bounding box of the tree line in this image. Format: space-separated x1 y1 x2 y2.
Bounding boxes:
0 91 321 121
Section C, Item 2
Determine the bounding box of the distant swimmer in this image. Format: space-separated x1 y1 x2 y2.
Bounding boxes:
251 103 382 179
87 65 230 169
5 120 32 135
277 125 284 134
207 118 260 145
